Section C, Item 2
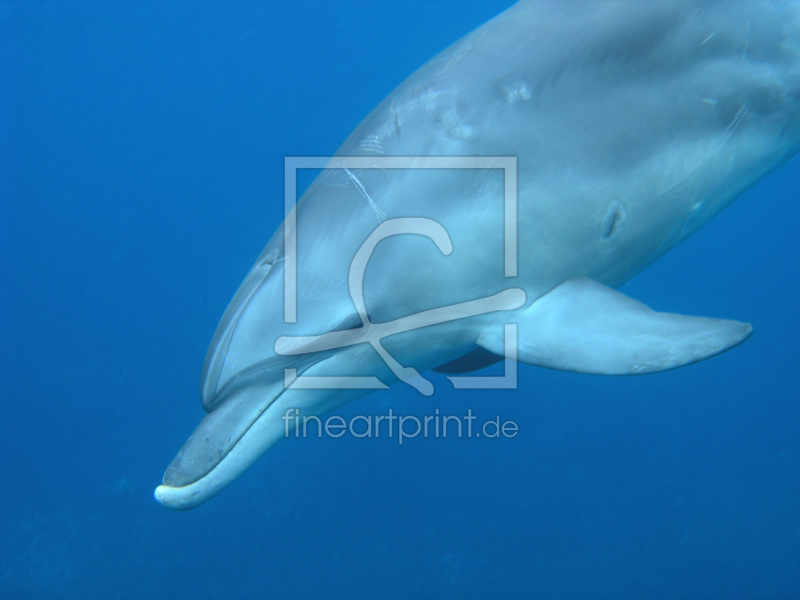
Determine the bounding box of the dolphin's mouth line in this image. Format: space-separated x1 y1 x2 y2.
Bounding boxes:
210 347 332 410
160 352 328 495
160 386 281 487
154 396 284 510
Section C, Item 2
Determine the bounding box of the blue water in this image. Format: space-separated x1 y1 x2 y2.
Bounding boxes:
3 1 799 598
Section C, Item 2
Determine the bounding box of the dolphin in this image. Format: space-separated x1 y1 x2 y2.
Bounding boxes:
155 0 800 509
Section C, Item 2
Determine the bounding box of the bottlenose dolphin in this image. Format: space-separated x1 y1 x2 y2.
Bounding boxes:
156 0 800 509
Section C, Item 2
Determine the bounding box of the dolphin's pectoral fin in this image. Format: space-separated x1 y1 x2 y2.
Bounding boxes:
433 347 503 374
479 277 753 375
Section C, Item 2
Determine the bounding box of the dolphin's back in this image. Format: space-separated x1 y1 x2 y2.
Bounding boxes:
340 0 800 171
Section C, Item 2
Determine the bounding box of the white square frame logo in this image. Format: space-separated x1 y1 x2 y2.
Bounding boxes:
281 156 520 392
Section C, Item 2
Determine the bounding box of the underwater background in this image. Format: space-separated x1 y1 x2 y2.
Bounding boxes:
3 1 799 598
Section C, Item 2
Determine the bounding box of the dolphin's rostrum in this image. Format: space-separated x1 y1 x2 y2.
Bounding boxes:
156 0 800 509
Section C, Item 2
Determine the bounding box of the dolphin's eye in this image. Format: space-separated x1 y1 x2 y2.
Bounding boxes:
257 248 280 269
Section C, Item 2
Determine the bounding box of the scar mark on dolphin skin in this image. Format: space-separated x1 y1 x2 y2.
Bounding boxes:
358 135 384 155
701 32 715 46
498 76 532 103
661 103 748 194
343 167 387 224
391 97 401 136
716 104 748 153
443 31 475 70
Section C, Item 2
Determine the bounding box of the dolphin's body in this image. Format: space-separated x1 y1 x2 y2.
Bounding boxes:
156 0 800 509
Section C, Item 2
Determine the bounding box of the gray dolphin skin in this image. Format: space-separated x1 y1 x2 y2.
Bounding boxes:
156 0 800 509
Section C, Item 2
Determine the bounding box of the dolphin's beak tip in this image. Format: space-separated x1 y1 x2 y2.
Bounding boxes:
154 484 190 511
153 484 170 507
